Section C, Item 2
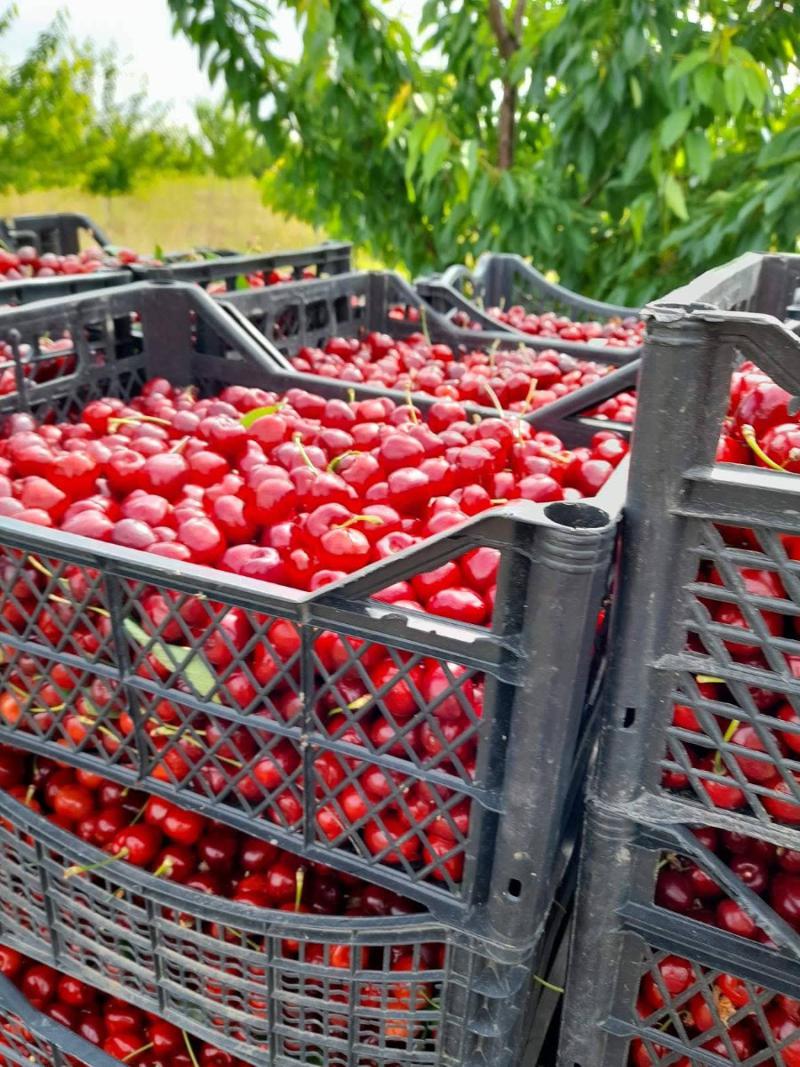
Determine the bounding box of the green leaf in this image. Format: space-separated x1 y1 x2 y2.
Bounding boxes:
404 118 427 182
621 130 651 184
693 65 718 107
123 619 221 702
684 130 712 181
576 131 595 180
464 139 479 179
622 26 647 68
629 75 642 109
629 197 649 244
421 132 449 185
660 107 692 150
234 274 249 290
764 172 795 216
240 403 285 428
723 66 746 116
500 171 517 209
663 173 688 221
741 65 766 110
153 243 164 260
670 50 709 83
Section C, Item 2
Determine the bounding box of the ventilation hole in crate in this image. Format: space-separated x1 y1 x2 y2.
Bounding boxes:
544 502 608 529
507 878 522 899
623 707 636 728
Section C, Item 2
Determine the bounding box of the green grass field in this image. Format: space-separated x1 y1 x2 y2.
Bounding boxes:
0 174 327 257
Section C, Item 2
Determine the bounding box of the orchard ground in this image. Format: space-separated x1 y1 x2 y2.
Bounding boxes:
0 174 379 268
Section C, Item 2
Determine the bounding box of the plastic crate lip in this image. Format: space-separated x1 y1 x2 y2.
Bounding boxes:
0 490 614 607
418 255 641 358
224 266 634 358
221 267 641 429
129 239 353 279
468 253 642 319
0 269 132 298
0 972 123 1067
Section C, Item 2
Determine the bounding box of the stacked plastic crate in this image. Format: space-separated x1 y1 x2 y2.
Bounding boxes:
0 278 625 1066
560 253 800 1067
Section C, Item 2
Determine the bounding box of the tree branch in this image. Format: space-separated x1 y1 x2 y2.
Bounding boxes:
487 0 524 170
487 0 518 58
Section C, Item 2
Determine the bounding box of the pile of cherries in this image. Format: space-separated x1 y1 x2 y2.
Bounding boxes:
632 956 800 1067
655 826 800 942
0 944 249 1065
206 266 318 294
718 360 800 472
0 378 627 581
0 746 439 1052
289 329 636 422
449 305 645 349
658 363 800 825
0 244 150 280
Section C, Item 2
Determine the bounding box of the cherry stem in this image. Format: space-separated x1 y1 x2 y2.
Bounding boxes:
536 444 572 465
64 846 128 879
695 675 724 685
713 717 741 774
419 304 431 344
295 865 306 911
108 414 171 431
26 555 53 579
123 1042 154 1063
334 514 384 530
481 382 506 420
346 388 356 405
78 718 121 743
182 1031 200 1067
488 338 501 371
532 974 565 995
722 718 741 744
741 424 786 472
170 435 190 454
223 926 261 950
292 432 318 473
520 376 539 413
404 386 419 424
327 450 362 472
153 857 175 879
329 693 373 716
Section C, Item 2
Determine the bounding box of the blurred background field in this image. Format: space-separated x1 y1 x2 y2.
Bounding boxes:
0 175 321 255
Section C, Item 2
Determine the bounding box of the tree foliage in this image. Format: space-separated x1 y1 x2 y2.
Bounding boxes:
0 7 259 200
194 100 271 179
167 0 800 303
0 9 194 195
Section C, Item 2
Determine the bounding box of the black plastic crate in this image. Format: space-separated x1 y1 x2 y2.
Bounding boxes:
222 270 639 436
559 252 800 1067
130 240 353 290
0 242 354 308
417 254 642 359
3 213 110 255
0 280 622 946
0 784 578 1067
0 270 132 307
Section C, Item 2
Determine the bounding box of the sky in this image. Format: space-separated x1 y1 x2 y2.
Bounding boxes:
2 0 222 125
1 0 421 127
